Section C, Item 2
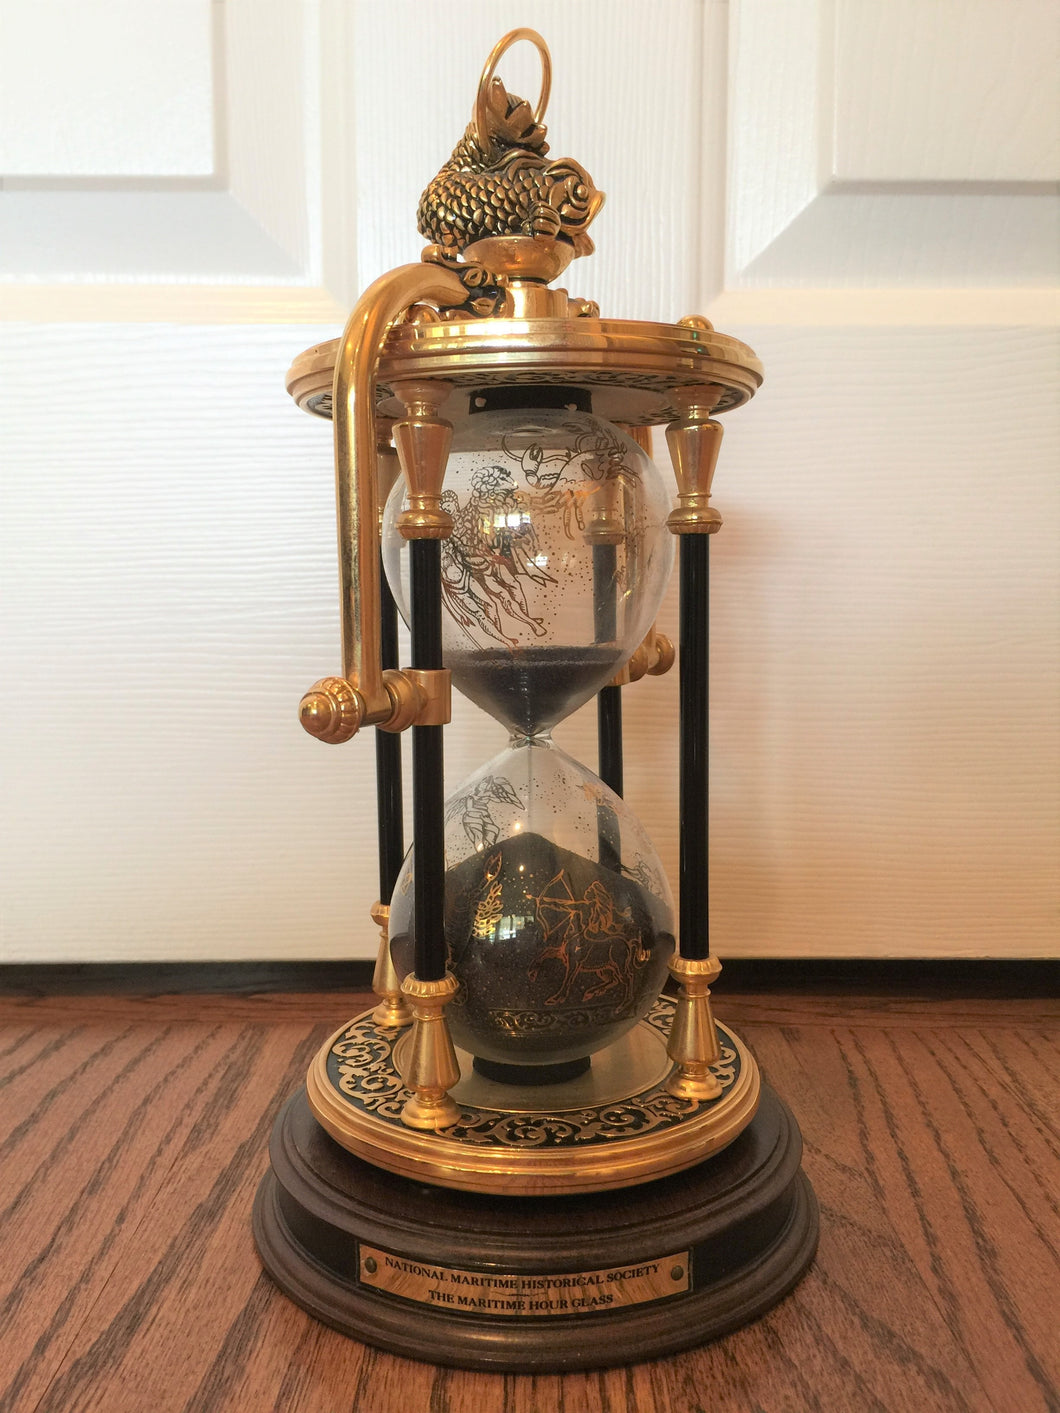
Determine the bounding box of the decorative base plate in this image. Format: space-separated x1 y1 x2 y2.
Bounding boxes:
306 996 760 1194
254 1082 818 1372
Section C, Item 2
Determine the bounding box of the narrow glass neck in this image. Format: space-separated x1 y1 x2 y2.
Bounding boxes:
507 729 554 749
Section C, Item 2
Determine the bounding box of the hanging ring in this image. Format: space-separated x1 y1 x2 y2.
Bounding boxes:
474 28 552 152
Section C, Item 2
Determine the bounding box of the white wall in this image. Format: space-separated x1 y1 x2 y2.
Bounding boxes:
1 0 1057 960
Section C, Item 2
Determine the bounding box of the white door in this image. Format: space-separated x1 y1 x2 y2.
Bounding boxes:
2 0 1056 961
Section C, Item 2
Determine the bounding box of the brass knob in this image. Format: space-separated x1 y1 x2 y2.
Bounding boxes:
626 640 653 683
648 633 675 676
299 677 364 744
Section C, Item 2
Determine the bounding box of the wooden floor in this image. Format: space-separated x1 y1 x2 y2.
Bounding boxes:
0 984 1057 1413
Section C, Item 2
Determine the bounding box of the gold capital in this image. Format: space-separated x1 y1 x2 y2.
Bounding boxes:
394 381 454 539
665 385 725 535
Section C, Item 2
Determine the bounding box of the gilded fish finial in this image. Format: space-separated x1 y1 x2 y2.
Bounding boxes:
417 29 604 272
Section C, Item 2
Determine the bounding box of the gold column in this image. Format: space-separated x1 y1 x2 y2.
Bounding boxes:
370 903 412 1029
393 380 455 540
665 370 726 1093
392 378 461 1129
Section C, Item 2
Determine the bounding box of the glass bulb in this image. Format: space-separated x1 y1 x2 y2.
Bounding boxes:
389 739 675 1072
382 406 673 735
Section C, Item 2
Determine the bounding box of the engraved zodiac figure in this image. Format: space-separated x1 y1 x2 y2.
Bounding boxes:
502 421 638 539
446 775 524 850
471 851 504 938
620 855 661 898
528 871 652 1009
502 421 633 490
441 467 555 647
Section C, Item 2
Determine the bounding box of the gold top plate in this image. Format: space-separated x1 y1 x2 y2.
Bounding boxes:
285 317 763 429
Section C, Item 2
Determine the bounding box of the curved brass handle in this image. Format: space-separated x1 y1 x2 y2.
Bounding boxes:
301 262 468 745
331 263 466 728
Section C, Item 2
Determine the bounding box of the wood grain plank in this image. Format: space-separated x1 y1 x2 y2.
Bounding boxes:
23 1023 326 1413
1 989 1055 1028
0 991 379 1026
825 1025 1060 1411
718 994 1060 1029
957 1028 1060 1155
0 1024 264 1412
1 995 1055 1413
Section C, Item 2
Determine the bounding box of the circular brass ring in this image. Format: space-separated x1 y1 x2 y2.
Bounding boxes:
286 318 763 428
474 28 552 151
306 1000 760 1196
378 669 424 734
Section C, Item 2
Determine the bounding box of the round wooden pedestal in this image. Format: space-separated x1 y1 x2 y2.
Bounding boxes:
254 1084 818 1373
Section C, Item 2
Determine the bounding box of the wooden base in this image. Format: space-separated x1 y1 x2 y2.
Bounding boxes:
254 1084 818 1372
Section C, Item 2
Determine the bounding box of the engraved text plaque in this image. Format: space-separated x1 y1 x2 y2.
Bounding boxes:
358 1245 691 1317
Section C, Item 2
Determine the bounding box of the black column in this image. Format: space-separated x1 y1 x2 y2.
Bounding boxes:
375 554 404 903
410 538 447 982
593 536 624 799
593 541 623 871
597 686 623 798
679 534 710 959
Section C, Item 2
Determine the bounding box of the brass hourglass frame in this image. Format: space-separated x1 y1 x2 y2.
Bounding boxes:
254 38 816 1374
288 29 765 1192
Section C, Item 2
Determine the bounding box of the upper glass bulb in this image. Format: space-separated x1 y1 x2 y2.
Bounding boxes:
382 403 674 735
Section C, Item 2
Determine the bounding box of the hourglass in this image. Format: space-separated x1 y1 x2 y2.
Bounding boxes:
383 403 677 1087
256 30 817 1370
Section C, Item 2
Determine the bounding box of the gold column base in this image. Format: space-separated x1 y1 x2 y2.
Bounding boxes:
398 971 462 1131
666 955 724 1100
370 903 412 1029
400 1090 460 1130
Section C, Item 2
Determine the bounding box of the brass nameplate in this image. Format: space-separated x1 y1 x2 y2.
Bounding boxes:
358 1245 690 1317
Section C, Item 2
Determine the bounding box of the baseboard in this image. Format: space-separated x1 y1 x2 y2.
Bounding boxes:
0 958 1055 998
0 960 377 996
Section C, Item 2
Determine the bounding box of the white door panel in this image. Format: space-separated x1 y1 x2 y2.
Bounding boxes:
832 0 1059 183
0 1 1055 960
0 0 345 321
724 0 1059 309
704 324 1058 959
0 1 216 178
